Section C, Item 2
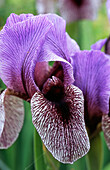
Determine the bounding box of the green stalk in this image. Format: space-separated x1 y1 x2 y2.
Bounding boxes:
34 129 46 170
77 20 94 50
59 163 68 170
86 133 103 170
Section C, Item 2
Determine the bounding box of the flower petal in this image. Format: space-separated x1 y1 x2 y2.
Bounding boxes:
66 33 80 56
102 114 110 149
91 39 107 50
38 14 75 84
31 85 90 163
0 91 5 137
72 50 110 131
0 14 52 97
36 0 57 14
58 0 102 22
34 62 51 88
5 13 34 28
106 0 110 21
0 89 24 148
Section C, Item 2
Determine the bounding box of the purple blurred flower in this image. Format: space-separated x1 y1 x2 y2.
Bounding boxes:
71 49 110 149
0 13 90 163
59 0 102 22
107 0 110 21
36 0 58 14
36 0 102 22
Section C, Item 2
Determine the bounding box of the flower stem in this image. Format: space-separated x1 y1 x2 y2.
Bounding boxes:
86 133 103 170
77 20 94 50
59 163 67 170
34 129 46 170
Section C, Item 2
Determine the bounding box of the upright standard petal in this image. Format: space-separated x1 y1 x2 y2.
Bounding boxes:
72 50 110 132
0 14 53 97
38 14 78 85
31 84 90 163
106 0 110 21
91 39 107 50
58 0 102 22
4 13 34 28
0 89 24 148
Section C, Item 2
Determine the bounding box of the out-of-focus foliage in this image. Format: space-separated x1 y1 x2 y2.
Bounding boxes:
0 0 36 27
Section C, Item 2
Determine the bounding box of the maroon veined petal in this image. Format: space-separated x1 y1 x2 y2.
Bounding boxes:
102 114 110 149
0 91 5 137
31 85 90 163
0 89 24 149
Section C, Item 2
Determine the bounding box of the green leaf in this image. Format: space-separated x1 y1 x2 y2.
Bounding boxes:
86 133 103 170
0 160 10 170
103 163 110 170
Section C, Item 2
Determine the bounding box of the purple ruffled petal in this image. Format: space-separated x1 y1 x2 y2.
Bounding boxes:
36 0 57 14
38 14 75 85
5 13 34 28
102 114 110 149
72 50 110 121
106 0 110 21
0 89 24 148
91 39 107 50
66 33 80 56
31 85 90 163
58 0 102 22
0 14 53 97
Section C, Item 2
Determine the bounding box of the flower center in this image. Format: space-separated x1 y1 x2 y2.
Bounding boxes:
42 76 70 124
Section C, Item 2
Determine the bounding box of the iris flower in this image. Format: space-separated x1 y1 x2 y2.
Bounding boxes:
90 36 110 149
70 36 110 150
0 13 90 163
36 0 102 22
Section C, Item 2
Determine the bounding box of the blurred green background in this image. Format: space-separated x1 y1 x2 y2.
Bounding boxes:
0 0 110 170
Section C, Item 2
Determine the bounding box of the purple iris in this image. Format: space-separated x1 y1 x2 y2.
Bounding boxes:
0 13 90 163
72 35 110 152
91 37 110 149
36 0 102 22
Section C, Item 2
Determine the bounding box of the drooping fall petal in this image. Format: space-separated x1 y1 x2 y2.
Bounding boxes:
0 89 24 148
0 91 5 137
31 85 90 163
102 114 110 149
